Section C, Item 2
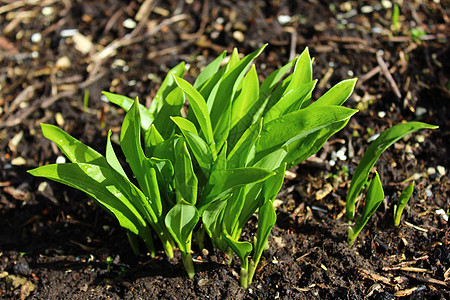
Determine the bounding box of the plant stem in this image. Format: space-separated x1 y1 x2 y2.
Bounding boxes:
240 267 249 289
126 231 141 256
247 259 256 285
181 252 195 279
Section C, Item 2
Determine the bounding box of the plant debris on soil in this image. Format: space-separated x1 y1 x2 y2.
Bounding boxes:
0 0 449 299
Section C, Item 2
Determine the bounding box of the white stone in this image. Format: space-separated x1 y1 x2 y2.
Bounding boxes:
31 33 42 43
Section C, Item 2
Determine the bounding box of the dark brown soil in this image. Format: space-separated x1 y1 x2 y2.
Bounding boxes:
1 0 449 299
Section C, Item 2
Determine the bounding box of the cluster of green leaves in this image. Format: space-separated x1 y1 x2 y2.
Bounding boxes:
346 122 438 246
29 44 359 286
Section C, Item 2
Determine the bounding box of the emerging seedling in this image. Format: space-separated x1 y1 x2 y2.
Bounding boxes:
394 181 415 226
346 122 437 246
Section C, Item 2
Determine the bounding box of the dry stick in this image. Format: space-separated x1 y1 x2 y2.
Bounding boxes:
406 273 449 288
376 51 402 99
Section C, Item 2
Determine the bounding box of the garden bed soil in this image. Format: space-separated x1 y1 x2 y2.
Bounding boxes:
0 0 449 299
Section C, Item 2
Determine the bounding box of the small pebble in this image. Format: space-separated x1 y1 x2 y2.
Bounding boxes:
42 6 54 16
122 18 137 29
378 111 386 118
368 133 380 142
278 15 291 25
60 29 78 37
56 56 71 69
425 189 432 197
56 156 66 164
427 167 436 175
415 107 427 118
14 260 31 276
31 33 42 43
72 32 93 54
435 209 448 222
381 0 393 9
361 6 374 13
232 31 245 42
11 157 26 166
437 165 446 176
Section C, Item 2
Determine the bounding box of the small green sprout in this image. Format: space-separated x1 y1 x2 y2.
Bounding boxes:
29 45 360 286
346 122 437 246
348 171 384 247
391 4 401 34
394 181 415 226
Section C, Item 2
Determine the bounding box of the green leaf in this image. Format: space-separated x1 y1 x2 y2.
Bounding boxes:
102 92 154 130
284 119 350 168
149 61 186 116
198 167 275 215
151 87 184 139
286 48 312 107
40 123 107 166
209 45 267 150
194 50 227 89
202 198 228 250
105 130 127 178
228 119 262 169
263 80 317 124
165 201 199 253
229 58 297 144
238 163 285 230
346 121 438 219
259 57 297 104
28 163 148 237
230 65 259 129
171 116 213 178
348 171 384 246
311 78 357 107
394 181 414 226
171 74 216 155
174 139 198 205
251 199 276 275
223 227 252 287
120 99 163 219
144 124 164 157
255 105 358 163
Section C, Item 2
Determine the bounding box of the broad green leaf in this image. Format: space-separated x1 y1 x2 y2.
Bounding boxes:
120 99 163 218
40 123 107 166
259 57 297 104
102 92 153 130
230 65 259 129
28 163 147 236
149 61 186 116
346 121 438 219
147 157 175 209
165 201 199 253
152 135 181 166
229 58 297 143
348 171 384 246
194 50 227 89
198 167 275 214
263 80 317 124
151 87 184 139
171 74 216 154
202 198 228 250
238 163 285 230
105 130 127 178
209 45 267 150
174 140 198 205
228 119 262 169
171 116 213 177
394 181 415 226
253 199 276 266
222 187 246 239
311 78 357 107
144 124 164 157
284 118 350 168
255 105 358 163
286 48 312 101
223 231 252 263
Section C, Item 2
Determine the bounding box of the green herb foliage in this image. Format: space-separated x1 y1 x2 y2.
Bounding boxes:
29 45 359 286
394 181 415 226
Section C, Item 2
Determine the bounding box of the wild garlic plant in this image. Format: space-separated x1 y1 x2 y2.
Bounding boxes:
30 44 361 286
